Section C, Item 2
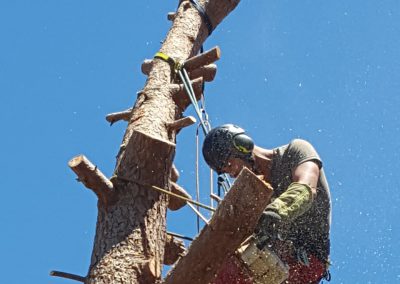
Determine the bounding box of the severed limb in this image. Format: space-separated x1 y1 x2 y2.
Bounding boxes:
168 182 192 211
68 155 116 206
105 108 132 125
142 59 217 82
167 12 176 21
170 77 204 111
183 46 221 72
166 116 196 133
163 234 186 265
170 164 180 183
188 64 217 82
162 168 273 284
50 271 86 283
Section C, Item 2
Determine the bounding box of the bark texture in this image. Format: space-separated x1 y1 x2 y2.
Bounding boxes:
84 1 242 283
69 155 115 206
163 235 186 266
142 60 217 82
163 168 273 284
88 131 175 283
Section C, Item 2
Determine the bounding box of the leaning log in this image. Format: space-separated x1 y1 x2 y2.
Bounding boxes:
163 168 273 284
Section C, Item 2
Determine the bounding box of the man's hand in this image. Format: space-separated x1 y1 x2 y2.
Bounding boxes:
255 211 282 250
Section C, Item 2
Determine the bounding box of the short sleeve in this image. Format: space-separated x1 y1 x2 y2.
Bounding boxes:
287 139 322 170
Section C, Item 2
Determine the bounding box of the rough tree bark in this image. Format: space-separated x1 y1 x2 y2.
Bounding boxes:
163 168 273 284
64 1 242 284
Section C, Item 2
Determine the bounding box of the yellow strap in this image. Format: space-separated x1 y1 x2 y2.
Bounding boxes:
154 52 171 62
154 52 182 72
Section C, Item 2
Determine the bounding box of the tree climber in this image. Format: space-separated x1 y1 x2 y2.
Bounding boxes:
203 124 331 284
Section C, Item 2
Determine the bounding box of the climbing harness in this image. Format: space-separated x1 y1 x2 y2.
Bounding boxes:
321 260 332 282
322 270 332 282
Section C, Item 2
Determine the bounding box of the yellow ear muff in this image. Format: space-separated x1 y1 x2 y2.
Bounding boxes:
232 134 254 154
235 144 252 154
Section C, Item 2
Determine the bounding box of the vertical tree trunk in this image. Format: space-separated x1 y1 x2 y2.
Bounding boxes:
84 1 241 283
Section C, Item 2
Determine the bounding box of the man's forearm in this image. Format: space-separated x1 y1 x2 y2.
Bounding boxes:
266 182 314 223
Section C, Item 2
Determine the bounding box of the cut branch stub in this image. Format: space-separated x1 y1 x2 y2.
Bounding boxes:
167 12 176 21
189 64 217 82
105 108 132 125
168 182 191 211
162 168 273 284
167 116 196 133
142 60 217 82
183 46 221 72
115 130 176 188
170 77 204 111
68 155 115 206
210 193 222 203
50 271 86 283
163 235 186 265
170 164 180 182
141 59 153 76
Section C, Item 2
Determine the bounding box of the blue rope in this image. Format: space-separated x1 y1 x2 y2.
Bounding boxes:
189 0 214 35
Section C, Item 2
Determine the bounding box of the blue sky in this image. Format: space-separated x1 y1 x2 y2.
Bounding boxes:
1 1 399 283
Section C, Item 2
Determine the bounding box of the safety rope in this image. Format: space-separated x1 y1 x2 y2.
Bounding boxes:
154 51 232 219
195 123 201 232
195 76 215 206
176 57 233 195
111 174 212 231
188 0 214 36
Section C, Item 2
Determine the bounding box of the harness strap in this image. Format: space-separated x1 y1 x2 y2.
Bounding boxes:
154 52 182 73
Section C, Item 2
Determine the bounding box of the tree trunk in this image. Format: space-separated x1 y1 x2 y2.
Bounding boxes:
83 1 241 283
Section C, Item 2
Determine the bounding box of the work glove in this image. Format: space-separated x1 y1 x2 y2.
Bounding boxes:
266 182 314 223
255 211 282 250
